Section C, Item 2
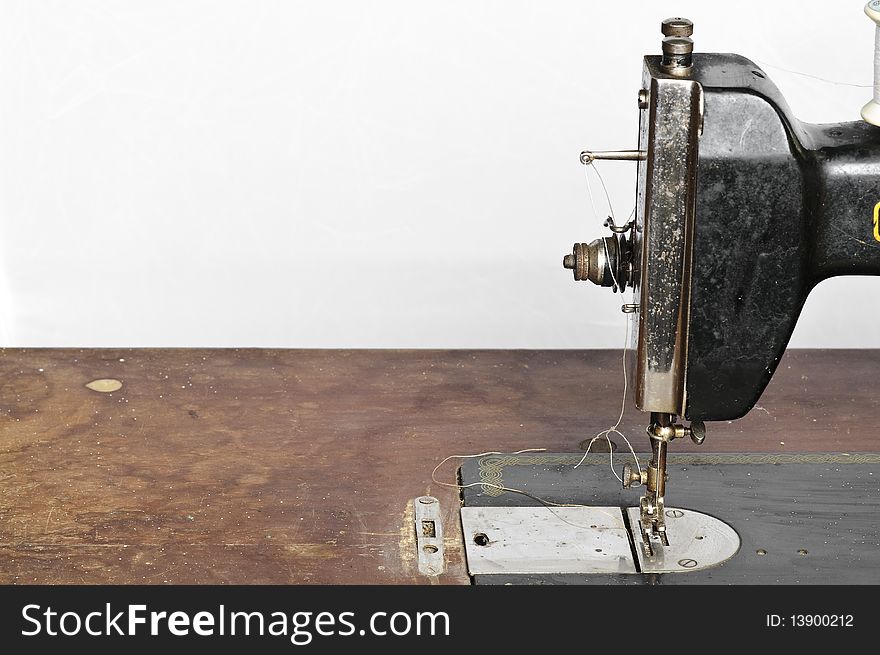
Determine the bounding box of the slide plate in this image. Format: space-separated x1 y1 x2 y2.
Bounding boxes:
461 505 740 576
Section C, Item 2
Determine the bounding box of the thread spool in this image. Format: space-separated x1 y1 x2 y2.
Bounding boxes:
863 1 880 126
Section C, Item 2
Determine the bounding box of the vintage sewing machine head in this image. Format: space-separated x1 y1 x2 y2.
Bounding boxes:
563 12 880 548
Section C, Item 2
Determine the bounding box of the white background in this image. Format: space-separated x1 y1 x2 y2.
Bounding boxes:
0 1 876 348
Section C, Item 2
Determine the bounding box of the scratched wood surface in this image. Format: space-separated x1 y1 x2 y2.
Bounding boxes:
0 348 877 584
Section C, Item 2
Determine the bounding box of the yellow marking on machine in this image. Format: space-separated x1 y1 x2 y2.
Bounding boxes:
874 202 880 242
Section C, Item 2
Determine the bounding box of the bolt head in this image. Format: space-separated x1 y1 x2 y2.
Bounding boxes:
622 463 633 489
690 420 706 445
662 36 694 56
638 89 649 109
661 17 693 37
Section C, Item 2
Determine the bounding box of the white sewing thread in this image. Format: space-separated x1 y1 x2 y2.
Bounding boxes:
752 58 871 89
578 161 642 479
429 163 643 513
430 450 623 528
573 308 641 480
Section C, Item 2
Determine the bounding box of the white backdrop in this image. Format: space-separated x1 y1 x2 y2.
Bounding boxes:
0 0 876 347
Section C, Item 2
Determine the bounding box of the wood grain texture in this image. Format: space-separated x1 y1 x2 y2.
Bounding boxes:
0 348 877 584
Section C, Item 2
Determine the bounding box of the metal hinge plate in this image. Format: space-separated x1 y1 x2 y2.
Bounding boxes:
414 496 445 577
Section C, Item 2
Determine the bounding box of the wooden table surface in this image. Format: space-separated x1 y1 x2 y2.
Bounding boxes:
0 348 876 585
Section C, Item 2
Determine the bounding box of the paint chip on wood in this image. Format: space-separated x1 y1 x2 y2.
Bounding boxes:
86 379 123 393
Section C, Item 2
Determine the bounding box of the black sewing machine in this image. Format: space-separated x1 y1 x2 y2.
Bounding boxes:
562 14 880 555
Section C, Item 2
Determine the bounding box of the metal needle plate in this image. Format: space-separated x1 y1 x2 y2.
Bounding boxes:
626 506 740 573
460 505 741 576
460 506 637 575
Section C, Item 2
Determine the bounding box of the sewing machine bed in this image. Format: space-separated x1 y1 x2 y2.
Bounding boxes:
0 348 878 584
460 452 880 584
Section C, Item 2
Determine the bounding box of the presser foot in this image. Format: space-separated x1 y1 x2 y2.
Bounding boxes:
622 465 670 556
636 496 669 557
622 413 709 556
